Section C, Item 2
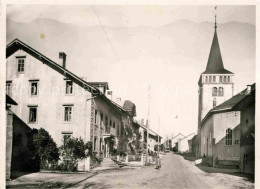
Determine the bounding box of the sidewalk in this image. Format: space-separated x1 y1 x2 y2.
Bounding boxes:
6 172 97 188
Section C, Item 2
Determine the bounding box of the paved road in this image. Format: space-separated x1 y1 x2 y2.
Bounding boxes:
69 153 217 189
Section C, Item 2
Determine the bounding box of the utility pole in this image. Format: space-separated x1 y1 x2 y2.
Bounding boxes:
146 85 151 165
158 116 160 157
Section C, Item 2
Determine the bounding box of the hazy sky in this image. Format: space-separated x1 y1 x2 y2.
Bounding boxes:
6 5 255 140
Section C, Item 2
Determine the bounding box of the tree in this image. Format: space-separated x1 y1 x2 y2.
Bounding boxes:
59 135 89 171
32 128 59 169
117 125 133 156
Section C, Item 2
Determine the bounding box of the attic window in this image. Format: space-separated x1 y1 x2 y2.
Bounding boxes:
17 58 25 73
65 80 73 94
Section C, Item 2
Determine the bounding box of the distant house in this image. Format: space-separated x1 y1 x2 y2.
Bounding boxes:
170 133 185 151
188 134 198 154
177 133 195 153
136 120 162 154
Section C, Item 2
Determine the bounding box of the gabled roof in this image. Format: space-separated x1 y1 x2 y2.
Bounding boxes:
133 120 162 139
202 30 233 74
200 83 255 126
6 38 98 94
178 133 195 142
171 133 185 140
6 39 128 117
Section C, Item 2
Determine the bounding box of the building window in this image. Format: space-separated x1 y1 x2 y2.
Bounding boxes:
213 98 217 107
100 113 103 127
213 76 216 82
113 121 115 128
209 133 212 144
105 116 109 133
228 76 230 83
205 76 208 83
110 119 112 127
117 124 120 136
224 76 227 83
105 116 108 127
95 110 98 125
65 80 73 94
6 81 12 96
17 58 25 73
209 76 212 82
94 136 97 151
29 106 37 123
225 128 232 145
64 106 73 122
30 81 38 96
219 76 222 83
212 87 217 96
218 87 224 96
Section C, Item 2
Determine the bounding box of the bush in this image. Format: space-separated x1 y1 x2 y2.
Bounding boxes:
59 135 90 171
32 128 59 169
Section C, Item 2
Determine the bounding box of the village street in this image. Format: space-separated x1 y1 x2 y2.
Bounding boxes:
6 153 254 188
72 153 253 189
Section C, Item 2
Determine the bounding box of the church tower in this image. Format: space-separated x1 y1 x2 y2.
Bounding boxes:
198 15 234 126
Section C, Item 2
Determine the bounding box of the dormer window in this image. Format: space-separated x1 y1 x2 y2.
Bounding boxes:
17 57 25 73
65 80 73 94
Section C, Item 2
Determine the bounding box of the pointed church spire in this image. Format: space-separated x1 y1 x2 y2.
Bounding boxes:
202 9 233 74
214 15 217 30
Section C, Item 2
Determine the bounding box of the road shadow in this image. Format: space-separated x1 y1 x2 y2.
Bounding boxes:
10 171 38 180
83 182 110 189
196 164 254 183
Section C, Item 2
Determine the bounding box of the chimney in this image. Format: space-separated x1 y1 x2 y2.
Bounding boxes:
59 52 67 68
80 77 87 82
246 85 251 95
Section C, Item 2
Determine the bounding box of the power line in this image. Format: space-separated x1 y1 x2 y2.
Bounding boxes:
91 5 127 76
